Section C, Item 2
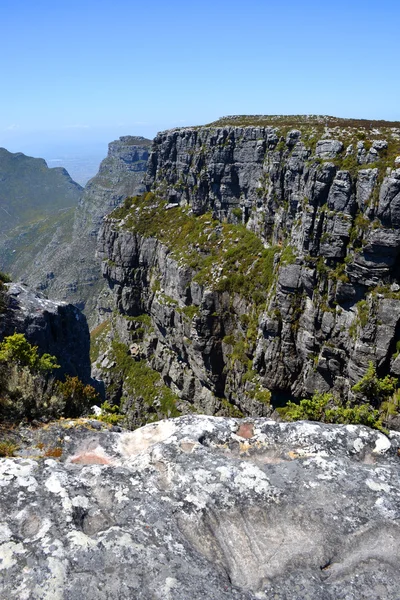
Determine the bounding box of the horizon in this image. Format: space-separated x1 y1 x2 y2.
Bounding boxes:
2 0 399 168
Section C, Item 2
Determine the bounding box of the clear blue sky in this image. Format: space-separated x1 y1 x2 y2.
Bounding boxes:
1 0 399 158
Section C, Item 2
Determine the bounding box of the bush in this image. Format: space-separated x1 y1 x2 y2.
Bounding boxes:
0 333 59 372
279 391 384 431
56 376 99 418
0 272 11 284
352 362 398 405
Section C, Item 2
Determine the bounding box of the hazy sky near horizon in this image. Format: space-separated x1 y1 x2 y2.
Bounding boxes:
1 0 399 158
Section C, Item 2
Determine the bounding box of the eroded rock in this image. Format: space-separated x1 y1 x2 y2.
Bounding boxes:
1 416 400 599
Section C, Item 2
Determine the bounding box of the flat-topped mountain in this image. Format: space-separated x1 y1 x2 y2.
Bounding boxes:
96 115 400 427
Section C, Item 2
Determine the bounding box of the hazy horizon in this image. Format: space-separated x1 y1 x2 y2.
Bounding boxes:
2 0 399 171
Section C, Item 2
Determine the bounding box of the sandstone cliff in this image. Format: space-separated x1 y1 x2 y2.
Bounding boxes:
96 116 400 424
0 283 91 382
6 137 151 326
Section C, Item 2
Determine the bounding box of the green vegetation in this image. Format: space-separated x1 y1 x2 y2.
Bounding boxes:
280 244 297 265
108 340 180 420
351 362 397 405
207 115 400 130
92 400 124 425
181 304 199 320
349 299 371 338
0 439 19 457
111 192 279 305
355 300 369 328
90 320 111 362
231 207 242 220
56 376 99 418
0 333 96 422
0 333 59 372
0 272 11 284
280 363 399 431
279 392 384 430
220 398 244 418
0 147 81 239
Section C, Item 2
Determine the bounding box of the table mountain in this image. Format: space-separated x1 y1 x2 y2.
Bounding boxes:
95 116 400 424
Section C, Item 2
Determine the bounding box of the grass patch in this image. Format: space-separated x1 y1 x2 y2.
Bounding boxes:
90 320 111 362
109 341 180 418
111 193 280 305
0 439 19 457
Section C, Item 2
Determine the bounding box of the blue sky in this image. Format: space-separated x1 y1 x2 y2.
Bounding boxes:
1 0 399 159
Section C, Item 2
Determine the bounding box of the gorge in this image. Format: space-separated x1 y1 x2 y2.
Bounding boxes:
2 115 400 599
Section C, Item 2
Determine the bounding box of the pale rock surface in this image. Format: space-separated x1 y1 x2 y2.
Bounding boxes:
1 415 400 599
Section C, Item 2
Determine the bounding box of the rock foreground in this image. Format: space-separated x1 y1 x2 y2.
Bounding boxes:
1 415 400 599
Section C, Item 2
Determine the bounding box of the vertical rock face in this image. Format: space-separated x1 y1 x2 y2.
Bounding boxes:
0 283 91 381
13 136 151 326
97 116 400 420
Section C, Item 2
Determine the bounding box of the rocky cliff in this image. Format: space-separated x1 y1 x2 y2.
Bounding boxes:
0 283 91 382
1 415 400 599
96 116 400 424
4 137 151 326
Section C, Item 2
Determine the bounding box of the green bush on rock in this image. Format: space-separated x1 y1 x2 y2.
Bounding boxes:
279 392 384 430
0 333 59 372
0 333 96 423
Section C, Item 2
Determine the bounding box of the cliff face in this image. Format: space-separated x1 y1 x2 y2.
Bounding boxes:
13 136 151 326
97 116 400 422
0 283 91 382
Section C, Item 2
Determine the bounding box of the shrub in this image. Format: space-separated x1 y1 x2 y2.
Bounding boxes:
56 376 99 418
0 272 11 284
0 333 59 372
352 361 398 405
0 439 19 457
280 391 384 431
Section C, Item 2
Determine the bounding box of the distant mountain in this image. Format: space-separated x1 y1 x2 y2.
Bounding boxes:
0 147 82 241
7 136 151 326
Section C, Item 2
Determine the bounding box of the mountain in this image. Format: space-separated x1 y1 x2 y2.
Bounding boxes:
2 136 151 326
0 147 82 240
2 117 400 600
95 115 400 427
0 148 82 281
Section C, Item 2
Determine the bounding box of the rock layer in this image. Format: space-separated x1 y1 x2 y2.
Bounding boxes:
0 283 91 381
97 117 400 416
1 415 400 599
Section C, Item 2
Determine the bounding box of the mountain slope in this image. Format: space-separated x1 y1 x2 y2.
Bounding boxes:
2 137 151 326
96 115 400 425
0 147 82 240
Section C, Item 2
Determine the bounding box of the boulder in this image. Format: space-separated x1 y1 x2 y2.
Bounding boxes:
1 415 400 599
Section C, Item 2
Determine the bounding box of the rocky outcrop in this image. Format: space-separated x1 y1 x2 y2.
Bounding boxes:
0 283 91 382
4 137 151 327
97 116 400 418
1 415 400 599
